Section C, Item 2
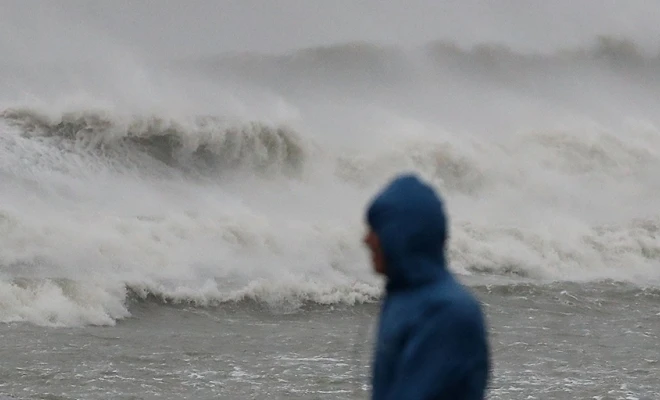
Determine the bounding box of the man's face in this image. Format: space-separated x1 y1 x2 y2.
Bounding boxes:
363 228 386 275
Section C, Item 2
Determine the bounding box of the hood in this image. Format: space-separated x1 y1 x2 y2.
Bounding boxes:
366 174 448 291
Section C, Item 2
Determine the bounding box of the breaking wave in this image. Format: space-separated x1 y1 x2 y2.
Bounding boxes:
1 108 307 178
2 36 660 326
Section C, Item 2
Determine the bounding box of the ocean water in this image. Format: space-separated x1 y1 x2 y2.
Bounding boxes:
2 3 660 399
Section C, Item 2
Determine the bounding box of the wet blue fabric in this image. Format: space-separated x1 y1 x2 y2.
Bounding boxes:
367 174 490 400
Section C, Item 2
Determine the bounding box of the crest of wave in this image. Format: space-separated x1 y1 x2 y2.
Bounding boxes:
0 201 380 327
0 107 377 327
0 107 308 179
332 115 660 284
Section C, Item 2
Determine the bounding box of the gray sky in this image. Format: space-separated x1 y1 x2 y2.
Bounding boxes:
2 0 660 60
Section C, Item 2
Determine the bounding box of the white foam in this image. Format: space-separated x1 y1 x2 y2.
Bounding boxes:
3 27 660 325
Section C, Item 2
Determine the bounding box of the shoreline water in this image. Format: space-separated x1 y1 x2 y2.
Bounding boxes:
1 280 658 399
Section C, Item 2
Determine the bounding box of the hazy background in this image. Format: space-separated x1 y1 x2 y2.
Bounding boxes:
3 0 660 61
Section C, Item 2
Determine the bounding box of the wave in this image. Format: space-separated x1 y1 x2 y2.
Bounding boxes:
2 36 660 327
182 36 660 89
0 108 307 178
1 108 660 328
452 217 660 282
424 35 659 69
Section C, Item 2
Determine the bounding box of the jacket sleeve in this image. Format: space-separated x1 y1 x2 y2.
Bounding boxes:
385 305 486 400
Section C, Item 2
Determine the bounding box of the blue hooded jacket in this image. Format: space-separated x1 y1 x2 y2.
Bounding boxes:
367 174 490 400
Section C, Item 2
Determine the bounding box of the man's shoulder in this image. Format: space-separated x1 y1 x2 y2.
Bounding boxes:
388 276 484 321
423 279 486 325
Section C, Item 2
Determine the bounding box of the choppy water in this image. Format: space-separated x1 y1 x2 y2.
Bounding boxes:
1 282 658 399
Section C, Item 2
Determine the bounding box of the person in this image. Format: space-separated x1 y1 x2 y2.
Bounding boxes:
363 173 490 400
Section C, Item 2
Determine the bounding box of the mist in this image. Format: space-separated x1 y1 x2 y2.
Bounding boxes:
4 0 660 58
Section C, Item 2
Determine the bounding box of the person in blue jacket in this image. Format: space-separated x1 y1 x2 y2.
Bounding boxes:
363 173 491 400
